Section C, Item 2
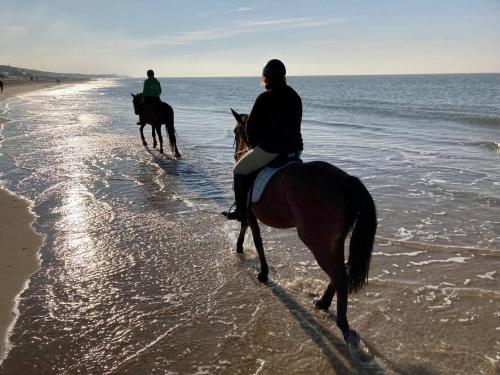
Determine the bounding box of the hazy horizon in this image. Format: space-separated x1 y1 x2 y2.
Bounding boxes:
3 65 500 78
2 0 500 77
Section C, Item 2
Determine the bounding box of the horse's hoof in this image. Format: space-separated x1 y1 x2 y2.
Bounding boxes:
343 330 360 348
236 246 243 254
159 149 164 154
315 299 330 310
142 140 148 146
174 152 181 158
257 272 268 283
153 143 157 148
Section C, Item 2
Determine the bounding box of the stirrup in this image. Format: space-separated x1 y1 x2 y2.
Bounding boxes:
221 203 245 222
222 210 244 221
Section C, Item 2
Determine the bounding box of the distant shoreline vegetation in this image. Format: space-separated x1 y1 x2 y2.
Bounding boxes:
0 64 126 81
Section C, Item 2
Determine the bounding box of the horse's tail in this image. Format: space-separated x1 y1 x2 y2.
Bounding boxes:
163 103 177 148
344 175 377 293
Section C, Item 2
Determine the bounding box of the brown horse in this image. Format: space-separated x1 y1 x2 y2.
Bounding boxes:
230 109 377 343
131 93 181 158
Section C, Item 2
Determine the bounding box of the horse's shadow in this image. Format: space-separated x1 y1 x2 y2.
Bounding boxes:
265 281 381 374
146 146 233 208
237 253 435 375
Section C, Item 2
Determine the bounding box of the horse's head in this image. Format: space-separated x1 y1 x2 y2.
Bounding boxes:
131 92 143 115
230 108 250 161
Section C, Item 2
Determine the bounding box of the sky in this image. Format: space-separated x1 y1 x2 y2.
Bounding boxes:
1 0 500 77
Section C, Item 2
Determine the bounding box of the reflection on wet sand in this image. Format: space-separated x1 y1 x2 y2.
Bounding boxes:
0 79 498 374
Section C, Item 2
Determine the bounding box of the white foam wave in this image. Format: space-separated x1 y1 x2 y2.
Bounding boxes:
285 277 328 297
476 271 496 280
409 256 470 266
373 251 426 257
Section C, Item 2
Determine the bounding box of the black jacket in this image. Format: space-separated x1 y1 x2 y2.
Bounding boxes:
245 83 303 154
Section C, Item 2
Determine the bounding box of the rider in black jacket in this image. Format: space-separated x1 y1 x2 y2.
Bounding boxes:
223 59 303 221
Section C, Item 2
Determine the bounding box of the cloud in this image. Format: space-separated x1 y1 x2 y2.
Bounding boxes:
228 7 253 12
142 17 337 46
1 25 26 32
243 17 321 27
146 29 236 45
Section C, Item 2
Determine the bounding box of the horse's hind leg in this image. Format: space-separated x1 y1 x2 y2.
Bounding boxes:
332 261 350 338
151 126 157 149
140 125 147 146
316 282 335 310
319 252 351 338
248 213 268 282
156 125 164 154
297 225 351 339
166 121 181 158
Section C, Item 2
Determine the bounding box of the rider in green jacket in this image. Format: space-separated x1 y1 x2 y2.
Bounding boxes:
137 69 162 125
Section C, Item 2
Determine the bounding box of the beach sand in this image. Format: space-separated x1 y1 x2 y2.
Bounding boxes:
0 81 60 102
0 82 57 360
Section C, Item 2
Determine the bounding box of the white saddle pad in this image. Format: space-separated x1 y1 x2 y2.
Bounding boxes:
251 161 300 203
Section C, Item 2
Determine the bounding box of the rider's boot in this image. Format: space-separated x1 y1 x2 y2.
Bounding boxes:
222 174 250 222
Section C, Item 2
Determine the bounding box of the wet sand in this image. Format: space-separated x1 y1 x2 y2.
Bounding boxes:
0 82 59 360
0 188 43 361
0 79 498 374
0 81 61 101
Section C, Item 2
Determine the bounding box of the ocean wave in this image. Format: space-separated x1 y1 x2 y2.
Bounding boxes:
410 110 500 128
474 140 500 152
375 236 500 257
310 101 500 129
456 114 500 127
303 118 378 130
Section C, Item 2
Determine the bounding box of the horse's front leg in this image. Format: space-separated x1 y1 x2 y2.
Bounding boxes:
236 222 248 253
248 213 268 282
156 125 164 154
140 125 147 146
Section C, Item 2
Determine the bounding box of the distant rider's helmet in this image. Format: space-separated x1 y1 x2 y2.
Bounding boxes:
262 59 286 79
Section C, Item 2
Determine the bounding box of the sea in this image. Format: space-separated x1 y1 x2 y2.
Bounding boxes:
0 75 499 374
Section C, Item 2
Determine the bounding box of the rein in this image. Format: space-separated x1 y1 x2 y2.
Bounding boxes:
234 124 250 160
235 147 250 156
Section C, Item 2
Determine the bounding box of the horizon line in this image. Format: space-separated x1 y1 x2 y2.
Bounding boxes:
128 72 500 79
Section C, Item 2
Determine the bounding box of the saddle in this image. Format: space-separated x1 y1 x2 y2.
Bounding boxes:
142 101 162 117
250 153 302 203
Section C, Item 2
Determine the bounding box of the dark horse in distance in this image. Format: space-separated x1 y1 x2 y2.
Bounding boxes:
229 109 377 344
131 93 181 158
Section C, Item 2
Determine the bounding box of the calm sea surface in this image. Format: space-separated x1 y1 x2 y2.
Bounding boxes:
0 75 499 374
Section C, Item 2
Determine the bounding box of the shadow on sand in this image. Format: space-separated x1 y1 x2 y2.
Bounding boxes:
144 146 230 209
237 252 437 375
271 280 441 374
266 280 381 374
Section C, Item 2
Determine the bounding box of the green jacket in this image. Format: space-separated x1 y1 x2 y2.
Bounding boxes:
143 77 162 97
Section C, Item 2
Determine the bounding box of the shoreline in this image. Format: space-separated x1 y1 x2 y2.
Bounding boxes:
0 82 63 362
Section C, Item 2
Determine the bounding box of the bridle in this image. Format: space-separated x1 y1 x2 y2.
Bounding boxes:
233 118 250 161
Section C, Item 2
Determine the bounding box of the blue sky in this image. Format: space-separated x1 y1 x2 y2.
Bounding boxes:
1 0 499 76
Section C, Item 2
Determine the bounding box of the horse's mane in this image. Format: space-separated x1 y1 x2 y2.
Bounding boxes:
235 114 250 144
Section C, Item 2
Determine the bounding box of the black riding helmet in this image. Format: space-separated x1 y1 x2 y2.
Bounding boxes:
262 59 286 79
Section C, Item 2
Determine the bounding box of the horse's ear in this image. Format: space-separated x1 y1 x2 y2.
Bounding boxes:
131 93 135 97
230 108 244 124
